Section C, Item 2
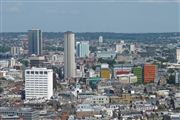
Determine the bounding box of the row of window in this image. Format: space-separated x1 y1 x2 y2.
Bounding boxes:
25 82 48 86
93 98 108 101
25 79 47 83
25 79 48 81
26 89 48 91
26 83 48 85
0 112 23 116
26 77 48 79
26 92 48 94
93 101 105 104
26 89 48 90
25 81 48 82
25 81 48 83
26 71 48 75
26 87 48 89
26 94 46 98
26 85 48 86
26 78 48 79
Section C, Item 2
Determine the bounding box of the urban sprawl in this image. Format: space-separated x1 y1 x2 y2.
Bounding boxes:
0 31 179 120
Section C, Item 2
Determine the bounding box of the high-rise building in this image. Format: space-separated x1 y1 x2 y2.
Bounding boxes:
176 47 180 63
76 41 89 58
25 67 53 100
64 31 76 78
10 47 23 56
28 29 42 55
143 64 157 84
133 66 143 84
99 36 103 43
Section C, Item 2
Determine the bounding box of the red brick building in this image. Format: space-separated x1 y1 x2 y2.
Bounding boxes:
144 64 157 84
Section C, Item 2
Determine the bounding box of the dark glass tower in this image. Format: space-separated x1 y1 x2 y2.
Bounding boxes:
28 29 42 55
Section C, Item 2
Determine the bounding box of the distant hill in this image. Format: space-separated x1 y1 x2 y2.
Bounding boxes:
1 32 179 43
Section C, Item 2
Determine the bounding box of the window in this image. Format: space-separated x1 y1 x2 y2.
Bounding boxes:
40 71 43 74
44 71 47 74
31 71 34 74
26 71 30 74
35 71 38 74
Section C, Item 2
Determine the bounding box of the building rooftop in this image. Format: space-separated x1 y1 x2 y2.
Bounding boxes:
0 107 34 112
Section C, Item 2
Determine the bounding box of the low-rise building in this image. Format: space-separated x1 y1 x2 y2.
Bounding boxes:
0 107 39 120
78 92 96 100
156 90 169 97
174 99 180 109
110 93 132 104
117 73 137 84
6 69 23 79
83 95 109 105
96 51 116 59
76 104 99 119
100 68 111 80
29 55 45 67
0 71 6 78
0 60 9 68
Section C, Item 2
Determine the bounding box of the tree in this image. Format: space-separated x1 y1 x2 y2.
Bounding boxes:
44 46 64 51
20 60 29 67
167 75 175 84
167 69 174 74
0 77 6 80
0 45 10 52
89 46 97 52
91 66 96 71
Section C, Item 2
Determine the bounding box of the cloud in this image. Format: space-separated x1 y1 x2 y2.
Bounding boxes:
1 2 23 13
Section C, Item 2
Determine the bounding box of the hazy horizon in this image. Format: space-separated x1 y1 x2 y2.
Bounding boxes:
0 31 180 33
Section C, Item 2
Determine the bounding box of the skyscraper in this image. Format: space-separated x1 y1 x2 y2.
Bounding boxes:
64 31 76 78
28 29 42 55
76 41 89 58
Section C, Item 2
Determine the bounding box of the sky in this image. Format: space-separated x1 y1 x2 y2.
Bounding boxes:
0 0 180 33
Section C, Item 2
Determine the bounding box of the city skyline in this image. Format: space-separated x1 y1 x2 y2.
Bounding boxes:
0 0 180 119
0 0 179 33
